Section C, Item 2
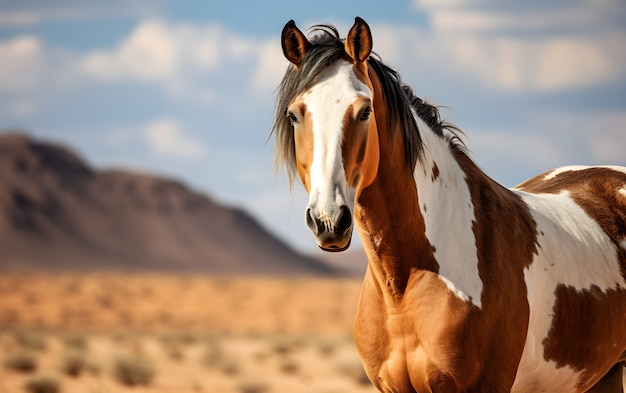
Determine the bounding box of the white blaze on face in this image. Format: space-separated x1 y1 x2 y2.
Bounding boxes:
299 60 372 222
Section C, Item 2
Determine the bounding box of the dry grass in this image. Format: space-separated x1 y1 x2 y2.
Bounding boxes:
111 352 156 386
0 273 375 393
3 351 38 373
1 273 624 391
0 273 361 335
23 375 61 393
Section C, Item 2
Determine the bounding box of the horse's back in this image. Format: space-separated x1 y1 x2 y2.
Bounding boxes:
512 165 626 392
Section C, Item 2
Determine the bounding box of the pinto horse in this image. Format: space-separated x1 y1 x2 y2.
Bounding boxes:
272 17 626 393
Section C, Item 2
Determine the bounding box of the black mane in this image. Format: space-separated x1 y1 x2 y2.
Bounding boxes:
272 24 460 182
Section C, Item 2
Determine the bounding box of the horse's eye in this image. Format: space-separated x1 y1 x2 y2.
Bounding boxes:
359 107 372 122
287 111 299 125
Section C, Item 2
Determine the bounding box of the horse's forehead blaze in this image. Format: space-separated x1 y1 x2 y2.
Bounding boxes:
293 61 374 186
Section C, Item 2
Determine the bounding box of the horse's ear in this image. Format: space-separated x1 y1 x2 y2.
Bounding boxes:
281 20 311 67
345 17 372 63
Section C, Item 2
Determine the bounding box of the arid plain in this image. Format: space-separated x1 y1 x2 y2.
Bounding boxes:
0 273 376 393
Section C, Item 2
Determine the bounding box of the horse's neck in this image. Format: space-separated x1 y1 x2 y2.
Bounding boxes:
355 117 485 304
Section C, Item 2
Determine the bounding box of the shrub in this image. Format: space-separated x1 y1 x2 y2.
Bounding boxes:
202 338 224 367
14 330 46 351
61 351 87 377
3 351 37 373
161 331 197 346
237 377 269 393
111 353 155 386
270 335 297 356
62 333 88 351
24 375 60 393
316 337 338 357
160 331 196 361
337 358 371 386
208 355 239 376
279 357 299 375
164 345 185 361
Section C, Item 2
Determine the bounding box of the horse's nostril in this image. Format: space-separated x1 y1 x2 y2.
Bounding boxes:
306 208 323 236
336 205 353 234
307 205 352 240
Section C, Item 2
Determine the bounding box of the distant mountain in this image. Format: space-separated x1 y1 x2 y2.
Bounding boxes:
0 131 339 275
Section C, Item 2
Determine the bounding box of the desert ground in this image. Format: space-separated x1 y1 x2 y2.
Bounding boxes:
1 273 624 393
0 273 376 393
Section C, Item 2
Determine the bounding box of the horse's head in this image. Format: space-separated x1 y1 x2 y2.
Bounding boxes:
276 17 381 252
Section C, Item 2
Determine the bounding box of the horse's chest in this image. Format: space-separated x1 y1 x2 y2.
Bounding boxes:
354 273 476 392
355 311 463 393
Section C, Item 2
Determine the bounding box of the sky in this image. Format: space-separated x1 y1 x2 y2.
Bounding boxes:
1 0 625 254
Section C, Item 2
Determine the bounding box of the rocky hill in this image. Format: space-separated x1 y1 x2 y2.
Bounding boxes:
0 132 338 275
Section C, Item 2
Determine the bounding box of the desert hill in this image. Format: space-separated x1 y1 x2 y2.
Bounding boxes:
0 132 338 275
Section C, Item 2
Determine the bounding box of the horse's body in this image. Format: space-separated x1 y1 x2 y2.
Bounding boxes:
273 18 626 392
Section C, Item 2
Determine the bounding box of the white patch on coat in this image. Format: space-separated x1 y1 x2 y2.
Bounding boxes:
414 115 483 308
543 165 590 180
437 275 473 304
511 189 626 392
300 60 371 222
543 165 626 180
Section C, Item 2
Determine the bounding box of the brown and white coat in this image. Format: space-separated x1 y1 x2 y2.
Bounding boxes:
275 17 626 393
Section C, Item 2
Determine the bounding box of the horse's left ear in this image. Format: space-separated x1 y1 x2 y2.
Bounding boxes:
345 17 372 63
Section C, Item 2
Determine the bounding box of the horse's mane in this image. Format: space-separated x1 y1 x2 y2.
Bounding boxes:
272 23 463 183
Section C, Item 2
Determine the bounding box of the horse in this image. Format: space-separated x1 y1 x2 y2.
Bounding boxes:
272 17 626 392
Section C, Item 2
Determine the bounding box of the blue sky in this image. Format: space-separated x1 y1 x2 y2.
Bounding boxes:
1 0 625 254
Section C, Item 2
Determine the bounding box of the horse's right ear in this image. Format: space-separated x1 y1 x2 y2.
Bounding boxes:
281 20 311 67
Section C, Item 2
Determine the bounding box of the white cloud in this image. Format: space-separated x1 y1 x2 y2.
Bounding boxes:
440 31 625 92
414 0 476 10
78 20 260 83
466 109 626 187
470 128 566 171
75 19 270 103
427 5 622 34
369 22 623 94
548 111 626 164
0 35 42 91
79 20 179 80
0 19 272 116
143 118 205 159
0 4 159 27
405 0 626 92
8 100 37 116
252 39 287 92
0 10 42 27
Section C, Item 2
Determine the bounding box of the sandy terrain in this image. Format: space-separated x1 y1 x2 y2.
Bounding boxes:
0 274 362 335
1 273 623 392
0 273 375 393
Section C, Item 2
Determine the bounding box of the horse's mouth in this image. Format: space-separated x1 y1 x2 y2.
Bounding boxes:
318 236 352 253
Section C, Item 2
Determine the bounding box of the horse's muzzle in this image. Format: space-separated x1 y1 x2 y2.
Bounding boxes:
305 205 353 252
